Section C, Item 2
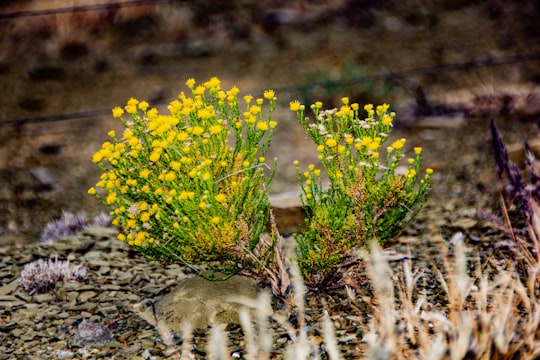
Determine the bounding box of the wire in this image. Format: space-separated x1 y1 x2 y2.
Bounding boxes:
1 51 539 128
0 0 184 20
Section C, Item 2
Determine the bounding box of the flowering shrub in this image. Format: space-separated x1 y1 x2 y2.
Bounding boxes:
89 77 278 277
290 99 432 285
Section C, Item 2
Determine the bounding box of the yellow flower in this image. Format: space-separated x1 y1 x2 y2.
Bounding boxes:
147 108 158 119
243 160 250 168
325 138 337 147
185 78 196 88
197 108 213 119
194 85 205 96
341 97 349 105
149 152 160 162
256 121 268 131
376 103 390 114
170 161 181 171
361 136 372 146
293 160 299 166
364 104 374 117
92 151 103 163
269 120 277 129
106 192 117 204
314 101 323 109
127 98 139 106
140 212 150 222
192 126 204 136
87 187 96 195
117 233 126 241
112 107 124 118
405 169 417 179
165 172 176 181
210 216 221 224
316 145 324 152
177 132 189 141
125 104 137 114
263 90 275 100
138 101 149 111
391 138 406 150
228 86 240 97
249 105 261 115
244 95 253 105
199 201 207 209
215 194 226 202
134 232 145 246
290 100 301 112
382 114 393 126
259 157 265 163
414 147 423 155
426 168 434 175
204 77 221 91
140 169 151 179
209 124 222 135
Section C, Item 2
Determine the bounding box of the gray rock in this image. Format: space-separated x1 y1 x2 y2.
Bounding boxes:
156 275 259 331
72 321 112 347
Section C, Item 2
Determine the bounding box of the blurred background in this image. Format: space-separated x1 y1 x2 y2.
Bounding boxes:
1 0 539 245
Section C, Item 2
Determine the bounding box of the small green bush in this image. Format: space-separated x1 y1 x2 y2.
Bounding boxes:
89 77 278 278
290 99 432 285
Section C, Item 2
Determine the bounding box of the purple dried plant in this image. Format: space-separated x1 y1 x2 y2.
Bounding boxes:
490 120 540 267
19 257 87 295
92 212 113 228
40 210 89 244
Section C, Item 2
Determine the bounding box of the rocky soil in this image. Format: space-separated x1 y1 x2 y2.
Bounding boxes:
1 0 540 358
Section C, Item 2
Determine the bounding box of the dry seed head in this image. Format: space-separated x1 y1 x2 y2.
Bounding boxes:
40 211 88 244
19 258 87 295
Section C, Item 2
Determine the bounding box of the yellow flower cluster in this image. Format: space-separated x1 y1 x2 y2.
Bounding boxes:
90 77 279 271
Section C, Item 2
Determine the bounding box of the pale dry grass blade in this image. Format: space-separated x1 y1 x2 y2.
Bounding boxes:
133 302 181 359
360 241 397 359
238 309 257 359
322 311 343 360
208 323 229 360
179 322 195 360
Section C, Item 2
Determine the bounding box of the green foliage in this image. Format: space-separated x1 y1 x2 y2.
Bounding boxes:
89 77 432 289
290 99 432 285
89 77 278 277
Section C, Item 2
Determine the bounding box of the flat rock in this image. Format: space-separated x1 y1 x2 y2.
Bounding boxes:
156 275 259 331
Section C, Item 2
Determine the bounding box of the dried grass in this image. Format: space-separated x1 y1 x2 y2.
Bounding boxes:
132 233 540 359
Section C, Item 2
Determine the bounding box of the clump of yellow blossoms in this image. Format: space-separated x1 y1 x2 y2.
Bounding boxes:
89 77 278 277
291 98 432 286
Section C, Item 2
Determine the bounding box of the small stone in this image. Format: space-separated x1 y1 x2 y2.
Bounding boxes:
451 218 478 230
33 293 55 303
0 280 19 296
74 321 112 346
156 275 259 331
78 291 97 302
